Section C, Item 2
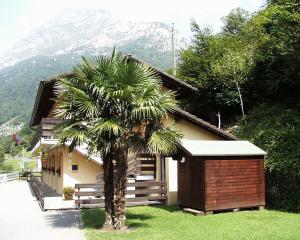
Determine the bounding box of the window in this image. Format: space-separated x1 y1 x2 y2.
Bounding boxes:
72 164 78 171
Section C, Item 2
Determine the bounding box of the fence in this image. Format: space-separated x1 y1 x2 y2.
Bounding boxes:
29 174 45 210
75 180 167 208
0 172 19 183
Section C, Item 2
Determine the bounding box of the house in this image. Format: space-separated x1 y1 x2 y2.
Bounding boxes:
29 55 266 212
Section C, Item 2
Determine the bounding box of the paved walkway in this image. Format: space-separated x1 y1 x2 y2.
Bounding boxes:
0 181 85 240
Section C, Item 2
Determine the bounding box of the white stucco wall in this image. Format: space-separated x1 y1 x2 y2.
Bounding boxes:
62 148 102 189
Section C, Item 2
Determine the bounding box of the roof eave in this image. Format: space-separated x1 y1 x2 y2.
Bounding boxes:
126 54 198 93
172 108 238 140
30 72 73 127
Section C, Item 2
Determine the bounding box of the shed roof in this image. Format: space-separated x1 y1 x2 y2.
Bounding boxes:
180 139 266 157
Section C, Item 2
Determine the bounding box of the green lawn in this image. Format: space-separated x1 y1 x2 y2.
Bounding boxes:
81 206 300 240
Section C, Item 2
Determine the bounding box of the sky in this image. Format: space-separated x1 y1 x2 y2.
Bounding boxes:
0 0 266 54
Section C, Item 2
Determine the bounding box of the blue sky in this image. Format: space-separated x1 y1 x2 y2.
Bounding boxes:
0 0 266 54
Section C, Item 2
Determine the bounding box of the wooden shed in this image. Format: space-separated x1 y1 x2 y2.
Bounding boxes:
177 140 266 213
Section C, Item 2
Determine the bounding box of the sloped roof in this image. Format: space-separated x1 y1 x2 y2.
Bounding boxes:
173 108 237 140
126 54 198 93
29 55 236 140
30 55 197 127
180 139 266 157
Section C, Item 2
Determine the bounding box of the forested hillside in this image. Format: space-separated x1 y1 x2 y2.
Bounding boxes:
178 0 300 211
0 49 173 124
0 54 80 124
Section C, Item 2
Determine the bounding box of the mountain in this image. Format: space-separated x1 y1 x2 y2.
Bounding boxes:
0 54 82 124
0 8 183 125
0 8 183 70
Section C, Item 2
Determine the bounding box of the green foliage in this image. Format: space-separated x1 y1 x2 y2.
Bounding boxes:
0 123 34 157
236 104 300 174
63 186 75 194
179 1 300 117
222 8 250 35
0 159 22 172
212 47 251 86
63 186 75 200
246 1 300 104
177 21 247 123
55 51 182 157
24 161 37 171
235 104 300 211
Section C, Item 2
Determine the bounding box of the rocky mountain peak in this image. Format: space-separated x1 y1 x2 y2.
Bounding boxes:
0 8 183 70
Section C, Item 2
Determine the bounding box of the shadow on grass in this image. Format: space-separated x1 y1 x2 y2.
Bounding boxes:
264 205 300 214
148 204 181 213
126 212 154 228
82 208 105 229
82 208 155 229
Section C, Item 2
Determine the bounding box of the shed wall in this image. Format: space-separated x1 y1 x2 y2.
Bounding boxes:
204 159 265 211
178 157 265 211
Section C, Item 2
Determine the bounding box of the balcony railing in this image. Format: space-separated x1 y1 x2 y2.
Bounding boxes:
30 118 63 150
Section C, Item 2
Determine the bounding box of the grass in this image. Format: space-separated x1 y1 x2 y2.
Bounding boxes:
81 205 300 240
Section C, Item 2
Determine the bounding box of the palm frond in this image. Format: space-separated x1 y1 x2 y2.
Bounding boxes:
54 49 182 159
146 127 182 155
91 119 125 137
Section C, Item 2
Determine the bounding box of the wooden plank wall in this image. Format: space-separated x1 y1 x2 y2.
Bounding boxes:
191 159 205 210
178 158 205 210
178 159 191 207
205 159 265 211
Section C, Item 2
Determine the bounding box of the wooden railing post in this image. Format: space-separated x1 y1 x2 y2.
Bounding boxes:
78 187 81 208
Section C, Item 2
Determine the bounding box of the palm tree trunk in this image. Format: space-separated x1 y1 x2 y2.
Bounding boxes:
102 154 115 229
114 149 128 230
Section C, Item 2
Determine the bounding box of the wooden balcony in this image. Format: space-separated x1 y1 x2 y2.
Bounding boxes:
30 118 63 151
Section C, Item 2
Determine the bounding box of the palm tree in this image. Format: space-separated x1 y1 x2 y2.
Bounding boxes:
54 50 182 230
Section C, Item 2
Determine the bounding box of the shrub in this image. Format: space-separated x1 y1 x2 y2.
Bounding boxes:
235 104 300 212
63 186 75 200
0 159 22 172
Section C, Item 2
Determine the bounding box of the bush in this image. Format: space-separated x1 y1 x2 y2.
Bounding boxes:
24 160 37 171
235 104 300 212
63 186 75 200
0 159 22 172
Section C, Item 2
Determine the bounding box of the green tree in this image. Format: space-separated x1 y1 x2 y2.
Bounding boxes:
235 104 300 211
178 20 251 126
222 8 250 35
54 50 182 230
246 1 300 105
212 45 253 119
0 159 22 172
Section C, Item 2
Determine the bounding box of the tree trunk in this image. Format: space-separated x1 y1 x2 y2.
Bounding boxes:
102 154 115 229
216 111 221 129
113 149 128 230
235 82 245 119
